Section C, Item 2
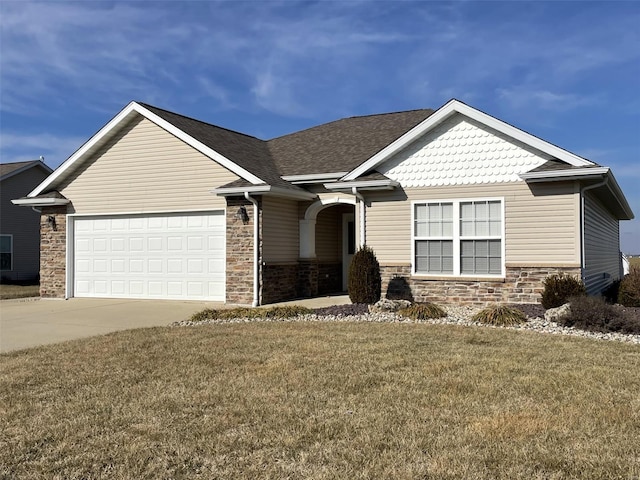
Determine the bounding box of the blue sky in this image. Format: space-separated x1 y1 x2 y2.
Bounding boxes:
1 1 639 252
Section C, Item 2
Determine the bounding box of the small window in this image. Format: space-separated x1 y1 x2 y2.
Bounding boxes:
347 221 355 255
0 235 12 271
413 199 503 276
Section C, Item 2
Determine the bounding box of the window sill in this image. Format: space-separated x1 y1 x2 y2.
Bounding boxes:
411 274 505 283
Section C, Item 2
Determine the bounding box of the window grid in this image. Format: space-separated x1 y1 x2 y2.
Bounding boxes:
413 199 503 276
415 202 454 274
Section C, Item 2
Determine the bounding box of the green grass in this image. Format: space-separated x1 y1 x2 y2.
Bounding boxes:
1 322 639 479
0 283 39 300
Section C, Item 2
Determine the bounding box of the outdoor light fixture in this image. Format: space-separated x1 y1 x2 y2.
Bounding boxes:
236 206 249 224
47 215 57 231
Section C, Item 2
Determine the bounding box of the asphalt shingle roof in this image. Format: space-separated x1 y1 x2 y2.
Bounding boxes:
139 103 302 192
528 159 601 173
267 109 435 176
1 160 40 178
139 103 435 187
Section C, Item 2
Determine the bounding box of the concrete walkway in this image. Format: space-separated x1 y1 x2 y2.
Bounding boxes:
0 295 350 353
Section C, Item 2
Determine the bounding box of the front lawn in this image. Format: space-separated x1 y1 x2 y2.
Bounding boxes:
1 322 639 479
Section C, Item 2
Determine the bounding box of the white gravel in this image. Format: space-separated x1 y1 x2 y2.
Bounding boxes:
173 305 640 345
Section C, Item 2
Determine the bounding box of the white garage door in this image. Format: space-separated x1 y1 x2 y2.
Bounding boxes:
73 212 225 301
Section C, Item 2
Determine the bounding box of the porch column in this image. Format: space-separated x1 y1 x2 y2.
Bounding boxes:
299 219 316 258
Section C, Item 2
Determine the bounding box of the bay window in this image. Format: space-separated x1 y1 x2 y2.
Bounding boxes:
413 199 504 276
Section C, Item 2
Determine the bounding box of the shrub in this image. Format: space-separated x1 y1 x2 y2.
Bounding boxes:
472 304 527 326
398 302 447 320
189 305 312 322
541 274 586 309
314 304 370 317
348 245 381 304
618 266 640 307
559 295 639 334
264 305 312 318
602 279 621 304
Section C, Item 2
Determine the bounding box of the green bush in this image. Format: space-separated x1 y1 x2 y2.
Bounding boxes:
559 295 639 334
618 266 640 307
348 245 381 304
472 304 527 326
398 302 447 320
541 273 586 309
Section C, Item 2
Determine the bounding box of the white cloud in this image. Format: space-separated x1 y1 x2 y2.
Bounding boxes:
0 132 84 168
496 88 598 112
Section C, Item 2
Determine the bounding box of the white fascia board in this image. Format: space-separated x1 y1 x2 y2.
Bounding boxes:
29 102 141 197
602 171 634 220
29 102 264 197
520 167 633 220
282 172 348 182
213 185 316 200
324 179 399 190
12 197 70 206
343 99 593 181
519 167 610 181
134 103 264 185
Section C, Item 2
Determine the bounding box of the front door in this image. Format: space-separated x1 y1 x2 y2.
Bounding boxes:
342 213 355 291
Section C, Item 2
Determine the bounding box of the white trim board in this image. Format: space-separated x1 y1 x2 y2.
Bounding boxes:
29 102 264 198
344 99 594 181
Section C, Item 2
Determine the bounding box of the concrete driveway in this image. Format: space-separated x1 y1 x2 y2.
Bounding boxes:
0 295 350 353
0 298 224 353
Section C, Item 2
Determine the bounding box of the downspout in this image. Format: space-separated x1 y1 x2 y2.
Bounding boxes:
351 187 365 247
244 192 260 307
580 176 608 282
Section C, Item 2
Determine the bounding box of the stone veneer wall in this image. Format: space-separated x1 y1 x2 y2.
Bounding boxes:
297 259 318 298
318 262 342 295
39 206 68 298
381 265 582 305
226 197 261 305
262 263 298 304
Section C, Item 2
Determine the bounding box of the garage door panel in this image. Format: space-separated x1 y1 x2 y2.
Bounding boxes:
73 212 225 301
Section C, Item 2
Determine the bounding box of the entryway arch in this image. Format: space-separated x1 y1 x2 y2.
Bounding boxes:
299 196 357 259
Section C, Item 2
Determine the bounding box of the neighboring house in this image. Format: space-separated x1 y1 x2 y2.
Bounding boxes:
1 160 53 282
13 100 634 304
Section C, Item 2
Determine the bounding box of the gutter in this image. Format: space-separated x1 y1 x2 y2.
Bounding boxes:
352 187 365 247
580 177 608 281
244 192 260 308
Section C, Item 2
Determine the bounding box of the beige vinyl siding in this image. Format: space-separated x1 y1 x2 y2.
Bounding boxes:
0 168 50 280
262 196 299 263
583 191 621 294
59 115 240 214
366 181 580 266
316 207 341 262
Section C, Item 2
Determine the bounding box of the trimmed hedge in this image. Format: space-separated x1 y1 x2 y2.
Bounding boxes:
347 245 381 304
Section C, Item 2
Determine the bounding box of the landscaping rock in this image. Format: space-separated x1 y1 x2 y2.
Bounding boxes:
369 298 412 313
544 303 571 322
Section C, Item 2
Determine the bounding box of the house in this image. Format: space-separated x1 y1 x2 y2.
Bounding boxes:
13 100 634 304
1 160 53 282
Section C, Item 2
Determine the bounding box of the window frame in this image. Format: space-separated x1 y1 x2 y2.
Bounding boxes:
0 234 13 272
411 197 505 278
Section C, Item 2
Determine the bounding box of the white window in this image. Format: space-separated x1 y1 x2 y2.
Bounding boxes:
413 199 504 277
0 235 12 271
